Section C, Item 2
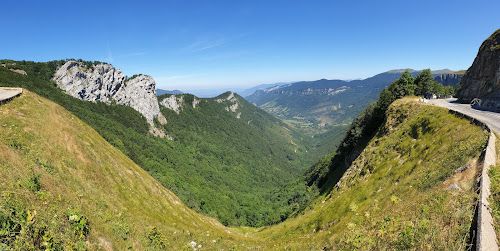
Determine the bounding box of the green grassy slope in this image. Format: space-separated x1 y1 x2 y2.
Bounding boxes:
249 98 487 249
0 90 258 250
488 135 500 241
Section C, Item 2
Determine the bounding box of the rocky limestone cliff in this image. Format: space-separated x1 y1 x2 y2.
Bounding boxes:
53 61 167 136
434 73 462 86
160 95 184 114
458 29 500 107
159 92 242 119
216 92 241 118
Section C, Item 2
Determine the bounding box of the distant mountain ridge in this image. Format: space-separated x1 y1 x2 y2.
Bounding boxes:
246 68 462 133
239 82 287 97
387 68 459 75
156 88 184 95
246 71 403 132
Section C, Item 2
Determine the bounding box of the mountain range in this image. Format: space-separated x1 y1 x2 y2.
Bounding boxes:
245 69 463 134
156 89 184 95
246 72 403 133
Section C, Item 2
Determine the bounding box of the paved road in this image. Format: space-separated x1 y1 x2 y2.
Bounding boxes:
0 88 22 102
427 98 500 134
0 90 20 100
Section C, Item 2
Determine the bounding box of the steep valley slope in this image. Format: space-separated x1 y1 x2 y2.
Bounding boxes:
0 90 252 250
0 93 487 249
250 98 487 249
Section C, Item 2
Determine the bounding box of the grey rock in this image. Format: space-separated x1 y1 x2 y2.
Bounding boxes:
445 183 462 192
160 95 184 114
53 61 166 135
453 163 472 174
434 73 462 86
458 29 500 108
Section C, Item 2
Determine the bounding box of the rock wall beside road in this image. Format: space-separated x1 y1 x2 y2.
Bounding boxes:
458 29 500 107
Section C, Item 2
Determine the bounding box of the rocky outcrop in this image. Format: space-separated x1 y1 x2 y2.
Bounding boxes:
160 95 184 114
216 92 241 117
434 73 462 86
1 63 27 75
458 29 500 108
114 75 167 126
53 61 167 135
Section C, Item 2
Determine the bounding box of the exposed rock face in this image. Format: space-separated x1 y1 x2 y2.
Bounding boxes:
1 63 28 75
115 75 167 126
217 92 240 117
434 73 462 86
192 97 200 108
53 61 167 135
160 95 184 114
458 29 500 107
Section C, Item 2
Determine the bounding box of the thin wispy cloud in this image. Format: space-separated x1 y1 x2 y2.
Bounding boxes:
182 33 251 53
200 50 251 61
106 41 114 63
185 39 226 52
119 51 148 58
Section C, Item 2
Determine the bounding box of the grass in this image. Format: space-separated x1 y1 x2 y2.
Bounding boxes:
489 164 500 242
0 93 489 249
489 134 500 241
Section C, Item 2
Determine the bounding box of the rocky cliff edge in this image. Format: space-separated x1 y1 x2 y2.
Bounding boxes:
53 60 167 136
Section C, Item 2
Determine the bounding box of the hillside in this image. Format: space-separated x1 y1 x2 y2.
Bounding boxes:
155 91 324 226
251 98 488 249
245 72 404 134
0 61 325 227
0 90 253 250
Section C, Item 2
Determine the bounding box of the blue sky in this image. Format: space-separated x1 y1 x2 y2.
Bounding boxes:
2 0 499 90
